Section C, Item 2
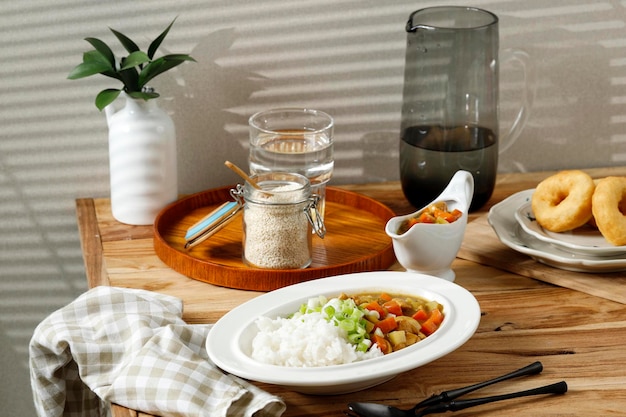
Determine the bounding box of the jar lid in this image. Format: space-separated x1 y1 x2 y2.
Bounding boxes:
245 172 311 205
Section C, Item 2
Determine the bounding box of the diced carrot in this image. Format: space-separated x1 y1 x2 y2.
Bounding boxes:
379 292 393 302
438 209 462 223
364 301 385 318
420 308 444 336
411 308 428 321
375 316 398 334
418 212 435 223
420 320 438 336
383 300 403 316
429 308 444 325
372 334 392 354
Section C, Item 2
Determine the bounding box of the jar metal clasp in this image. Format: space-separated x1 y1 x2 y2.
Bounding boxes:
305 194 326 238
230 183 245 205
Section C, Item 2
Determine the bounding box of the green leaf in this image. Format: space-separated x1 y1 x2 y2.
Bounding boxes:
83 50 116 75
69 18 194 102
99 69 123 82
161 53 196 63
137 54 195 87
117 67 140 92
148 17 177 59
83 50 110 65
95 89 122 111
121 51 150 70
127 90 160 101
67 60 112 79
67 49 116 79
110 28 140 54
84 37 116 66
73 50 121 81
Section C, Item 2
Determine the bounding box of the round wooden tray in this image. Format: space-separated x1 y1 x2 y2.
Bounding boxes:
154 186 397 291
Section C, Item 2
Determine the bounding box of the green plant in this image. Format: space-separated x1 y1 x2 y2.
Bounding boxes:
68 18 195 111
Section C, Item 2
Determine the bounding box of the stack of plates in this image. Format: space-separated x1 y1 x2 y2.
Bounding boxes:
488 189 626 273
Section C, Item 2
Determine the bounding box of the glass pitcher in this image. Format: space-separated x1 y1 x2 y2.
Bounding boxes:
400 6 534 211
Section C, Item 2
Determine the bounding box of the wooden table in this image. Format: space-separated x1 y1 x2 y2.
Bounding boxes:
76 167 626 417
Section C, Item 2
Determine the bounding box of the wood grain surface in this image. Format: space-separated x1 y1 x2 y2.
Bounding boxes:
75 167 626 417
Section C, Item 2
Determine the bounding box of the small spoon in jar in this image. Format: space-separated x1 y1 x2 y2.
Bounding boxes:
224 160 262 190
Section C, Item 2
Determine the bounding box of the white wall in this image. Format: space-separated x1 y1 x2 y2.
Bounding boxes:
2 0 625 414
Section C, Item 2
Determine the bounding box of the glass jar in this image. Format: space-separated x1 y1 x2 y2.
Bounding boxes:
233 172 325 269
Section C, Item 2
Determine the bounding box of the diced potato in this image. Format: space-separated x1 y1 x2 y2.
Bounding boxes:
425 301 442 313
388 330 406 347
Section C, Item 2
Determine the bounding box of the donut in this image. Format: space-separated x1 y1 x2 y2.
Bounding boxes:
586 179 602 229
531 170 595 232
591 177 626 246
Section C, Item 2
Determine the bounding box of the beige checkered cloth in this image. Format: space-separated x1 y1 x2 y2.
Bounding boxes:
29 286 286 417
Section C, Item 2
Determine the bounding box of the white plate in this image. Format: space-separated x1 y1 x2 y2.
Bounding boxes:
489 190 626 273
515 198 626 257
206 271 480 395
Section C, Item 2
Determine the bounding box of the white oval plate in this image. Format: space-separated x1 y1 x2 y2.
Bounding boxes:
206 271 480 395
515 199 626 257
489 190 626 273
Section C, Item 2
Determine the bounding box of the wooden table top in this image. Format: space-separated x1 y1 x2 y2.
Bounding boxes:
76 167 626 417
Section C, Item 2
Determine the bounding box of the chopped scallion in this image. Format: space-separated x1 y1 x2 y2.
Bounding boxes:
295 296 372 350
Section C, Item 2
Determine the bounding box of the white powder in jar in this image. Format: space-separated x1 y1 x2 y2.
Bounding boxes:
243 183 312 269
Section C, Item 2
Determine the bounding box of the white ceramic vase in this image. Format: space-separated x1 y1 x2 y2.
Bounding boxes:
104 93 178 225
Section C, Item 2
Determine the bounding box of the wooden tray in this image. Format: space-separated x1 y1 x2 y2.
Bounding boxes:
154 186 397 291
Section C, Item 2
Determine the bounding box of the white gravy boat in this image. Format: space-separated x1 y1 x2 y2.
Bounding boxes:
385 170 474 281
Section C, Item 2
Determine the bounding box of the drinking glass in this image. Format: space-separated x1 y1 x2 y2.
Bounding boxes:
248 108 334 220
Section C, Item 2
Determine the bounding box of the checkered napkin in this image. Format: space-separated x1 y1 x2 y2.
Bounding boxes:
29 286 286 417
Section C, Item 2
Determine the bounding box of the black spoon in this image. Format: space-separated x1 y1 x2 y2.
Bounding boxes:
347 362 565 417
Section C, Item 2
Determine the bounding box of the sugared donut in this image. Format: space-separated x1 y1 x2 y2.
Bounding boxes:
591 177 626 246
531 170 595 232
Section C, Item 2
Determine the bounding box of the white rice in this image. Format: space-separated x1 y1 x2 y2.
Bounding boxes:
251 312 383 367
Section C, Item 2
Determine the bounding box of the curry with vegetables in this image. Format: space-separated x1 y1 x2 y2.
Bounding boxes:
397 201 463 234
296 292 445 355
343 292 444 354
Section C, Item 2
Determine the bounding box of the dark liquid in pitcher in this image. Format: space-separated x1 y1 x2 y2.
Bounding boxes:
400 125 498 212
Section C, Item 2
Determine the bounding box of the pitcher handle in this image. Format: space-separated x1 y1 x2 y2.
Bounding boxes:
499 48 536 154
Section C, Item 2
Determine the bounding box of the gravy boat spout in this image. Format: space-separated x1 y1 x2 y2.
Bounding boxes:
385 170 474 281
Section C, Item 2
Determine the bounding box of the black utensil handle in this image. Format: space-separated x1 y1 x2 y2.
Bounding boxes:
421 381 568 415
416 361 543 408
